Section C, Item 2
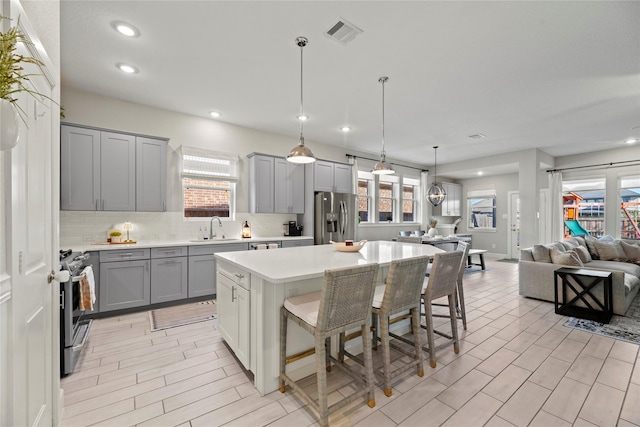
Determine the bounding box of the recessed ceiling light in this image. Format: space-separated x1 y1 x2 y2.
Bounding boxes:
341 126 351 132
117 63 138 74
297 115 308 121
477 171 484 176
113 22 139 37
468 133 486 139
209 111 221 118
625 138 639 144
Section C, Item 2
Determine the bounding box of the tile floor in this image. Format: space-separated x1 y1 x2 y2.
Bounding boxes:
60 256 640 427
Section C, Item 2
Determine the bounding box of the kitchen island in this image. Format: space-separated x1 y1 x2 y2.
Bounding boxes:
214 240 444 395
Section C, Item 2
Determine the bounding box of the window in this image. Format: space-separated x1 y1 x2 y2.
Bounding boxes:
180 147 238 219
378 175 397 222
357 172 373 222
403 178 420 222
467 189 496 230
357 169 419 224
620 176 640 239
562 178 605 237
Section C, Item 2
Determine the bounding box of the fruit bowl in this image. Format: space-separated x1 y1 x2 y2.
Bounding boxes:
330 240 367 252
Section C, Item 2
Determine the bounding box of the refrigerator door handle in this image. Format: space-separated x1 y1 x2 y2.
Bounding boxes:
340 201 347 235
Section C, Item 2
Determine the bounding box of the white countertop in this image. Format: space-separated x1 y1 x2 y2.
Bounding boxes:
72 235 313 253
215 240 444 283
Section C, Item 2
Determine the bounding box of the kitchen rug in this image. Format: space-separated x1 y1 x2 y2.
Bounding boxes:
149 300 216 331
563 293 640 345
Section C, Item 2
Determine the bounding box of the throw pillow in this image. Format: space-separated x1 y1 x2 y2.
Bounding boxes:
549 248 583 267
584 235 600 260
621 241 640 261
560 241 576 251
568 236 586 247
593 240 627 261
574 245 592 263
532 245 552 263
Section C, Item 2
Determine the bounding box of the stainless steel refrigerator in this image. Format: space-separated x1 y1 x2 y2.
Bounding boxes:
314 192 357 245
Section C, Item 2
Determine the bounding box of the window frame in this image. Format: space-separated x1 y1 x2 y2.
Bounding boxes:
357 169 420 225
357 172 374 223
180 146 238 221
467 189 497 231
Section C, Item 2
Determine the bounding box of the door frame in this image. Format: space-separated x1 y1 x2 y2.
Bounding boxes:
0 0 61 425
507 191 520 259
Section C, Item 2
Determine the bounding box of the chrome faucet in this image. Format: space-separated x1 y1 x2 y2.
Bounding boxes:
209 216 223 239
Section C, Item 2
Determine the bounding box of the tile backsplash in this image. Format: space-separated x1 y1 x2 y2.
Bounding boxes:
60 211 298 246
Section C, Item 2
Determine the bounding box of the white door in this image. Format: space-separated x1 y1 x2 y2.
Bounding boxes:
508 192 520 259
0 1 60 426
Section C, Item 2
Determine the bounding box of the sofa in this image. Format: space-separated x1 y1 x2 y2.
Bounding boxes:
519 235 640 315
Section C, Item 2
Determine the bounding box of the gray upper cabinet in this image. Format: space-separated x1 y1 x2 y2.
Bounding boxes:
60 125 100 211
274 158 304 214
248 153 305 214
248 154 274 213
433 182 462 217
313 160 352 193
101 131 136 211
136 137 167 212
60 124 168 212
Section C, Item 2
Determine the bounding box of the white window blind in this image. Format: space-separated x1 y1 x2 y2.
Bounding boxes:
180 146 239 181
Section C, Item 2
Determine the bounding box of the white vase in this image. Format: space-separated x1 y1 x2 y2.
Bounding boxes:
0 99 20 151
428 227 438 237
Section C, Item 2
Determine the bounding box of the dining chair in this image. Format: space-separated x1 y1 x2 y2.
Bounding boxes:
421 250 465 368
430 240 470 330
279 263 379 427
370 255 430 396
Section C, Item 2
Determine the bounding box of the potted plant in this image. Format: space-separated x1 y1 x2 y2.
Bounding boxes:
109 230 122 243
0 15 58 150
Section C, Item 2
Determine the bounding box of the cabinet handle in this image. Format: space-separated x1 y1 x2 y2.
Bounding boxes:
121 253 134 257
231 285 237 302
234 273 244 280
95 199 99 210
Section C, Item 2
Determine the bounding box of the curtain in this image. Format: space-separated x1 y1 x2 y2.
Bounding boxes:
549 171 564 241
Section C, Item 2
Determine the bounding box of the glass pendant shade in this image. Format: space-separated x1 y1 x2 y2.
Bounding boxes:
371 76 394 175
427 146 446 206
287 36 316 164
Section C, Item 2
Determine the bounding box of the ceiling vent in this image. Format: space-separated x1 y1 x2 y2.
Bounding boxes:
325 18 363 45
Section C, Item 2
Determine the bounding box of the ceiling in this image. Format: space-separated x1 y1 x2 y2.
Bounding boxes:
60 1 640 174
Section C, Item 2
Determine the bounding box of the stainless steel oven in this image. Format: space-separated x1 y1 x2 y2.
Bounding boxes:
59 249 93 376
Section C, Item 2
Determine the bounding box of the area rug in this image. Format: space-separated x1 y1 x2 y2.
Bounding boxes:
563 293 640 345
149 300 216 331
497 258 519 263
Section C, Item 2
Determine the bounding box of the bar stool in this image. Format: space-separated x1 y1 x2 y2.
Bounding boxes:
421 251 464 368
396 236 423 244
430 240 470 330
279 263 379 427
370 256 430 396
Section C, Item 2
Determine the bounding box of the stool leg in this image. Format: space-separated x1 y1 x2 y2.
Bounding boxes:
449 294 460 354
361 323 376 408
411 306 425 377
380 312 392 396
279 308 287 393
457 280 467 330
316 335 329 427
423 297 437 368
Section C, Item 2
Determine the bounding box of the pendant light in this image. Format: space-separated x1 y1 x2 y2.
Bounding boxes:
371 76 395 175
427 146 446 206
286 36 316 164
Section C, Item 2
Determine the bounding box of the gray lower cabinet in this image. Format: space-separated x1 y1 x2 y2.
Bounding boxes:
99 259 151 312
151 246 188 303
188 243 248 298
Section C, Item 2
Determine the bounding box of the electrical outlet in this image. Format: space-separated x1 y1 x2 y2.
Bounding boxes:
492 244 496 248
